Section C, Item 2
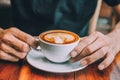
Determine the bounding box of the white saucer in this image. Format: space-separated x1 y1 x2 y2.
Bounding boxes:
27 49 87 73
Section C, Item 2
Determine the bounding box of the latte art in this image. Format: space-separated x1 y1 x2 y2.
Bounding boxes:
44 32 75 44
40 30 79 44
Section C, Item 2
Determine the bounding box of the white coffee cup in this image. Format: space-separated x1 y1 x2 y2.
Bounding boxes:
36 30 80 63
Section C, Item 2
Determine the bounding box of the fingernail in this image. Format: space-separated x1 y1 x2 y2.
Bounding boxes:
80 60 87 66
98 64 105 70
70 51 77 57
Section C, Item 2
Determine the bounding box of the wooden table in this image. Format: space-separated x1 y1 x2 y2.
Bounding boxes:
0 53 120 80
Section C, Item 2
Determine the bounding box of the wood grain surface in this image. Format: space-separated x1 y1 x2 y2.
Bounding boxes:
0 53 120 80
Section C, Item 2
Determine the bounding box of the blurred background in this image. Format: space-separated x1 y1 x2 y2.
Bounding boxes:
0 0 13 28
0 0 115 34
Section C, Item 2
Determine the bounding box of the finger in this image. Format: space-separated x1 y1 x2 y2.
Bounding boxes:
0 28 4 32
98 52 115 70
80 47 108 66
70 37 84 57
79 36 88 41
71 47 107 63
0 50 19 62
0 42 27 59
80 37 107 56
9 27 36 48
1 32 30 53
70 49 89 62
70 32 99 57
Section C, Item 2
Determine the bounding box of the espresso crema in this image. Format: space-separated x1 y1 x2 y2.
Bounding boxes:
40 30 79 44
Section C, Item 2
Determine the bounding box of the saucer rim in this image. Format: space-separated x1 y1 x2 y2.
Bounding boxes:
26 49 87 73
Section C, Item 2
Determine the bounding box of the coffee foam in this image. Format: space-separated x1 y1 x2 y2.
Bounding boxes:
44 33 75 44
40 30 79 44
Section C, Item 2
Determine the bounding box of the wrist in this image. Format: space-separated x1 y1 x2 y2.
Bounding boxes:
107 22 120 53
107 21 120 38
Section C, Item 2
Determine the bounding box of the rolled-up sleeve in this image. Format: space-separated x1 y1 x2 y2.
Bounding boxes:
104 0 120 7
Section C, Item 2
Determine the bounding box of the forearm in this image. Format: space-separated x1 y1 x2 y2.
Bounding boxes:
107 21 120 53
107 3 120 43
107 21 120 39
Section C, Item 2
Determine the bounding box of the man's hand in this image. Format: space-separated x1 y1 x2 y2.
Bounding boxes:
0 27 36 62
70 3 120 70
70 29 120 70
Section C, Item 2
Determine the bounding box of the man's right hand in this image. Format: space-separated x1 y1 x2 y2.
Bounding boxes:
0 27 36 62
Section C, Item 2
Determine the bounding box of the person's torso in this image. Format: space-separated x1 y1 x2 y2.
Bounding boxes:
10 0 97 36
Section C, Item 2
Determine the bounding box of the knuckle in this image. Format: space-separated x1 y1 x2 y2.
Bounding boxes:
84 40 89 45
0 43 12 53
94 32 103 37
0 51 6 60
19 53 27 59
21 43 30 52
91 31 98 35
92 32 98 36
98 48 106 57
74 47 80 53
1 32 10 40
95 32 102 35
109 53 115 59
86 46 93 53
0 42 3 48
9 27 17 32
0 50 20 62
85 56 93 64
24 37 30 44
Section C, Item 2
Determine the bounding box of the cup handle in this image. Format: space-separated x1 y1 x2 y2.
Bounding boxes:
33 38 42 51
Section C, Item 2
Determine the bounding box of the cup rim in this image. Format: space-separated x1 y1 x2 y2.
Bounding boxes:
38 30 80 46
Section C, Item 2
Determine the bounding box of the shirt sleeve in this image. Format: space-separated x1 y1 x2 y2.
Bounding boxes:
103 0 120 7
